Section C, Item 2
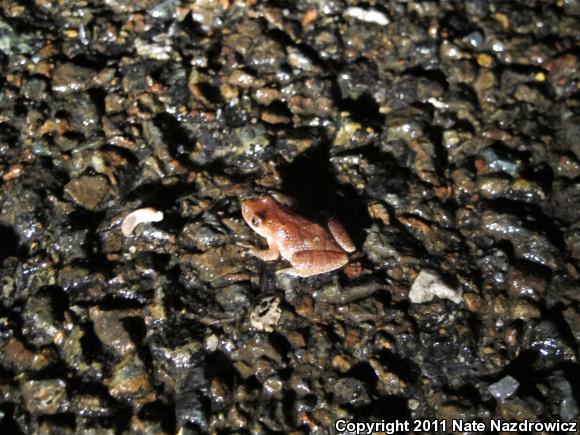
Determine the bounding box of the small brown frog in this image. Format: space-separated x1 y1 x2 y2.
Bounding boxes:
241 194 355 277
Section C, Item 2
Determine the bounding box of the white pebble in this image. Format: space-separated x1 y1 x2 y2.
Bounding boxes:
205 334 219 352
409 269 462 304
250 296 281 332
489 375 520 400
121 207 164 236
344 7 390 26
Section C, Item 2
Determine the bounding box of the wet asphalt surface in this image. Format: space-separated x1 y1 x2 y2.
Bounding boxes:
0 0 579 433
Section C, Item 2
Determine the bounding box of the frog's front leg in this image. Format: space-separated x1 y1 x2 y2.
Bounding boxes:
276 250 349 277
327 218 356 253
248 239 280 261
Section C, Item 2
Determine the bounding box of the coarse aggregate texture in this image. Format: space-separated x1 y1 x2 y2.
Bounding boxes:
0 0 579 433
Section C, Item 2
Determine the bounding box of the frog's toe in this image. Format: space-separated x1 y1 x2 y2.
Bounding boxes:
275 267 301 276
327 219 356 253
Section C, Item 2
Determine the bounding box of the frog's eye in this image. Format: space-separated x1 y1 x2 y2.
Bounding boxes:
251 215 263 226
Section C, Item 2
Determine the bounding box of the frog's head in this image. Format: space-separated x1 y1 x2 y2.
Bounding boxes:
241 195 276 237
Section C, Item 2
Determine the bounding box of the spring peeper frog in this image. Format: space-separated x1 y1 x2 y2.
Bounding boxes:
241 194 355 277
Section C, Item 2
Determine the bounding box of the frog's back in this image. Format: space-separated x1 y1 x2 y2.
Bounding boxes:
269 211 342 258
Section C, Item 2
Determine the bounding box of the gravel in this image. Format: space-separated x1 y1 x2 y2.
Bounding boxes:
0 0 579 433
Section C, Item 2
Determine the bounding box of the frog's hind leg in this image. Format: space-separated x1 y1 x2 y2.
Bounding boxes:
327 219 356 253
276 250 349 278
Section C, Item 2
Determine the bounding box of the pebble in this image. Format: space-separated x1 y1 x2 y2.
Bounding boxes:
121 207 164 236
88 307 136 358
21 379 69 415
489 376 520 400
52 63 95 94
409 270 463 304
332 378 371 407
64 175 110 210
249 296 281 332
343 7 390 26
107 354 154 403
0 0 578 431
